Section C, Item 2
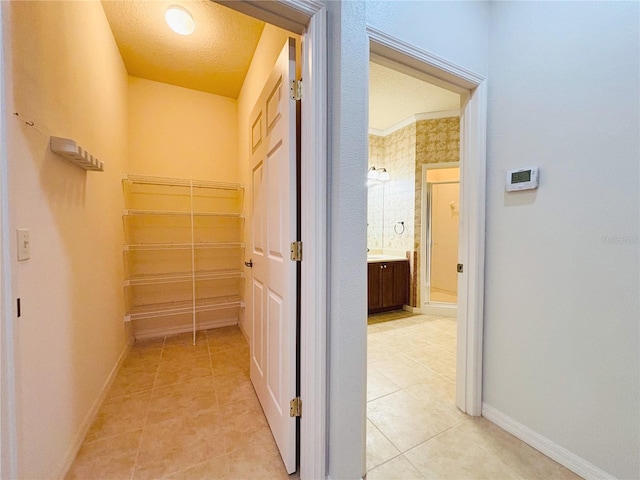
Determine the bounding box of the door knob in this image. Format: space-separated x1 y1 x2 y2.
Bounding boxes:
244 259 253 268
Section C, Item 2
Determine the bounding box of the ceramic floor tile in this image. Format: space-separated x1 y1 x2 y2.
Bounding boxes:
370 355 442 389
210 346 249 376
108 366 157 399
66 430 142 480
161 342 210 362
365 455 425 480
147 377 218 426
207 326 247 353
404 378 456 405
155 354 213 387
367 321 400 334
220 396 269 453
134 409 226 480
226 447 290 480
404 420 520 480
367 388 466 453
85 390 151 442
223 420 275 455
161 454 229 480
214 371 255 406
124 346 163 369
367 367 401 401
452 418 582 480
367 344 400 365
367 419 400 471
402 345 456 380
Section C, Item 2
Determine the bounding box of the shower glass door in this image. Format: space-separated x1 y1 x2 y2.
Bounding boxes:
427 181 459 304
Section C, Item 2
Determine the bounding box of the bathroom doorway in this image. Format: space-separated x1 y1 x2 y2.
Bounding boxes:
365 60 466 475
422 165 460 310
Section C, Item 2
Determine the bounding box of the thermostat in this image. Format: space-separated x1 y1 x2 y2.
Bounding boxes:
505 166 539 192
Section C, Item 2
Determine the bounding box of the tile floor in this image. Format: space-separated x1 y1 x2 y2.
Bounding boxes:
366 310 581 480
67 316 581 480
66 327 290 480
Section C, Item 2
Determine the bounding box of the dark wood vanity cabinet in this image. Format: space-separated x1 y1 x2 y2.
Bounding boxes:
368 260 409 314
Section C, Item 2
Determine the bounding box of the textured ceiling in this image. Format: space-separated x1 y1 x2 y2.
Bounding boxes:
369 62 461 131
101 0 265 98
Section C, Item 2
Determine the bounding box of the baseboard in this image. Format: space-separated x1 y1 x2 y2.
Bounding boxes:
133 317 238 340
402 305 421 314
420 304 457 317
482 403 615 480
56 342 131 480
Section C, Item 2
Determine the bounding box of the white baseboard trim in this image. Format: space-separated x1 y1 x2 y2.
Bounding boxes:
421 304 457 317
56 342 131 480
133 317 238 340
482 403 615 480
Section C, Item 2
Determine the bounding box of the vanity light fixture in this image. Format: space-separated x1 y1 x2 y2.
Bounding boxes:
367 166 390 181
165 5 195 35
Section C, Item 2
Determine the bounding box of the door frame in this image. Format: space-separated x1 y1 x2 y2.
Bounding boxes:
214 3 328 477
0 1 18 477
367 26 487 416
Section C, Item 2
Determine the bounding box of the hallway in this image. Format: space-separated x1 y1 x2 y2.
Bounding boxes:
366 312 581 479
66 327 289 479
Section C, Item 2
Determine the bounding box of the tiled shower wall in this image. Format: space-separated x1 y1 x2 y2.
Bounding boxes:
368 116 459 306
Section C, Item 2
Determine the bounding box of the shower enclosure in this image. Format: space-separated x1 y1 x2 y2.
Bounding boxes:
423 167 460 306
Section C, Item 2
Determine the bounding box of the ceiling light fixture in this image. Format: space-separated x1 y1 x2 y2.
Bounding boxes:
165 6 195 36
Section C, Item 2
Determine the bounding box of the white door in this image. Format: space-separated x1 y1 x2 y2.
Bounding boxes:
249 38 298 474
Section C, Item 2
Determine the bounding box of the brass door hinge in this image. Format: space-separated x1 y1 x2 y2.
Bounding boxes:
290 80 302 101
290 241 303 261
290 397 302 417
457 263 464 273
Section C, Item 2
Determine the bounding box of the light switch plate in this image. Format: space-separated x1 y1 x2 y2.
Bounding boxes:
17 229 30 261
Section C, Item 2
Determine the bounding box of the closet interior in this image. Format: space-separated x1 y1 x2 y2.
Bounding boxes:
122 175 245 343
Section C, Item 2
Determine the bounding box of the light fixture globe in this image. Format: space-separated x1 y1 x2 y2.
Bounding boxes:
165 6 195 35
367 166 379 180
378 169 390 181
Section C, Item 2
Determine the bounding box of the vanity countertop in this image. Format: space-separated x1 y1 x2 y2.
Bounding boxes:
367 254 407 263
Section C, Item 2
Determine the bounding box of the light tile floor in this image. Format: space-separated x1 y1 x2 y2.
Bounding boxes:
66 327 290 480
366 311 582 480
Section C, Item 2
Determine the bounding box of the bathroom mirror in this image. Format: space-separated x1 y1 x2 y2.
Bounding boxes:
367 181 384 251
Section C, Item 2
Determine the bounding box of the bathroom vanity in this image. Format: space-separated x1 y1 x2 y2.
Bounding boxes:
367 257 409 314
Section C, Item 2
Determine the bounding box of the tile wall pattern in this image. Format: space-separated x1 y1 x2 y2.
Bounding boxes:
368 117 459 306
413 118 460 306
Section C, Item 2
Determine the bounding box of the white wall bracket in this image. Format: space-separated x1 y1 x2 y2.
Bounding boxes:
49 136 104 171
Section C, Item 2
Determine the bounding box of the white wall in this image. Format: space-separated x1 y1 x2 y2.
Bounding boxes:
483 2 640 479
325 1 489 478
4 1 129 478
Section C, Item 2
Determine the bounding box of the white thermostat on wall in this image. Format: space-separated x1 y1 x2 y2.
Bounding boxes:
505 166 539 192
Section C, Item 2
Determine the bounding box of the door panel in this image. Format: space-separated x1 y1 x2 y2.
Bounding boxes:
392 262 409 307
249 38 297 474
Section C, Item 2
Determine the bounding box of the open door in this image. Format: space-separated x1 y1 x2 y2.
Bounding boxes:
249 38 298 474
